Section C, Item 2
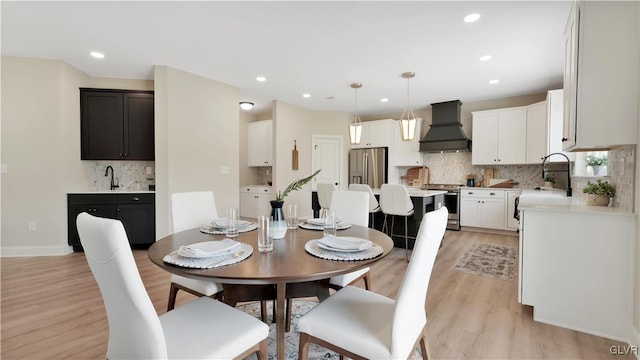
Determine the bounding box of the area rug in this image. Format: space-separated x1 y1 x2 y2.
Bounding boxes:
453 242 517 281
240 299 422 359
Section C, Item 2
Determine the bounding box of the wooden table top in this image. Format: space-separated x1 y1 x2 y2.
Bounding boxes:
147 224 394 285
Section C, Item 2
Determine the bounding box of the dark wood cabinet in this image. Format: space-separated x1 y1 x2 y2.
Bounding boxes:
80 88 154 160
68 193 155 251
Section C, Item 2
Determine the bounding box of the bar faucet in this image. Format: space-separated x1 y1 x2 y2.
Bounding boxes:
104 166 119 190
541 153 572 197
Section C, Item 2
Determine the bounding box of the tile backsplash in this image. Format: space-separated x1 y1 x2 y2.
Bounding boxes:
416 147 635 211
85 161 155 191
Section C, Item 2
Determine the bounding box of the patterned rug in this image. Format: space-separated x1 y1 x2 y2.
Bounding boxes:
240 299 340 360
453 242 517 281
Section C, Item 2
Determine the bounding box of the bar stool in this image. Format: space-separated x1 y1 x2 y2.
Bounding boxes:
348 183 381 228
379 184 415 262
317 183 336 218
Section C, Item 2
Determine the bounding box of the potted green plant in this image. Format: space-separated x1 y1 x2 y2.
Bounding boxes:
270 169 321 239
584 155 607 176
582 180 615 206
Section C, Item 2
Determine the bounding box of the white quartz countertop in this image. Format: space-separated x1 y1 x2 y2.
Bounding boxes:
372 188 447 198
68 190 155 194
518 189 632 216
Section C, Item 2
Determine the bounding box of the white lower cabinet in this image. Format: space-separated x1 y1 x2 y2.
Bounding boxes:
239 186 273 219
460 189 506 230
461 188 521 232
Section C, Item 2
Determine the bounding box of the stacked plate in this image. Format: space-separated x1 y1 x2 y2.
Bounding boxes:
304 235 383 261
163 239 253 269
298 217 351 231
200 218 258 235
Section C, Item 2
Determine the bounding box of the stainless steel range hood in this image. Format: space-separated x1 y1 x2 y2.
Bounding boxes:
420 100 472 153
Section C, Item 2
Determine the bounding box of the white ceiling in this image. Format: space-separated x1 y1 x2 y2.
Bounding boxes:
1 1 572 116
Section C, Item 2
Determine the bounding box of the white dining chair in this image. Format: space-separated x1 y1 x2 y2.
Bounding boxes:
348 183 381 228
297 207 448 360
167 191 224 311
76 212 269 360
379 183 415 262
285 190 372 332
316 183 337 218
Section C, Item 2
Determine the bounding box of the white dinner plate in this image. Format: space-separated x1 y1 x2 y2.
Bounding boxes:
211 218 252 228
306 217 343 226
177 239 241 258
316 236 373 252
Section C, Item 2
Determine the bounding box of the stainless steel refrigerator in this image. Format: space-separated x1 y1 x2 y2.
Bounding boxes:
348 147 388 189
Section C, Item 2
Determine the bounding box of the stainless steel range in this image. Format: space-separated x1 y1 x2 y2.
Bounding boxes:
425 184 462 231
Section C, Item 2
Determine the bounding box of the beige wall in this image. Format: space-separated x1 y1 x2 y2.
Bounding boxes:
1 57 159 256
154 66 240 238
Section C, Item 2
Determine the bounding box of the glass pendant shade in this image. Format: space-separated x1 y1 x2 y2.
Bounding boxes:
349 82 363 145
350 117 362 145
400 72 417 141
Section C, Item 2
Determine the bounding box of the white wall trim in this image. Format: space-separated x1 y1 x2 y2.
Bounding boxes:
1 246 74 257
629 323 640 359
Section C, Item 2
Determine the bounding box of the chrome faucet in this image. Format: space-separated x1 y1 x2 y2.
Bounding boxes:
104 166 119 190
541 153 572 197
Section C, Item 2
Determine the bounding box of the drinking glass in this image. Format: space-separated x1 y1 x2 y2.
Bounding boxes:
257 215 273 252
225 208 240 238
323 210 337 237
286 204 298 229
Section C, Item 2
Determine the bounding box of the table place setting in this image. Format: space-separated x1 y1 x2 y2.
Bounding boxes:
305 235 383 261
298 217 352 231
199 217 258 235
163 239 253 269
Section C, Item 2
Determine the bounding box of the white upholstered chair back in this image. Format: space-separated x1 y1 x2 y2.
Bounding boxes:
379 184 414 216
329 190 369 227
317 183 337 210
76 212 167 359
171 191 218 233
390 207 448 356
348 183 380 213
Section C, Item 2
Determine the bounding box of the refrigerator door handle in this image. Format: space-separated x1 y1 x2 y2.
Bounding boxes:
363 153 368 185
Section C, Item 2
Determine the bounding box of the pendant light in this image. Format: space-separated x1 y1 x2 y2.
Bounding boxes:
349 82 363 145
400 72 417 141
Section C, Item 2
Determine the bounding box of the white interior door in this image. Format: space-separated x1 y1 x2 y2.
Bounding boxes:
312 135 342 191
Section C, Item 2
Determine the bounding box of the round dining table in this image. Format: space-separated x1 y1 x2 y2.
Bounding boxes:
148 223 394 360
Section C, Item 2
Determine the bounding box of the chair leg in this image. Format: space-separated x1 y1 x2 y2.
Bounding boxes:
405 215 409 262
382 214 387 234
391 215 396 237
363 271 372 291
420 328 431 360
298 332 311 360
260 300 268 323
257 339 269 360
167 283 179 311
286 298 293 332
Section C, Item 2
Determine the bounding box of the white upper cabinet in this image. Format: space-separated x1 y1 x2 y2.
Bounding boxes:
393 118 423 166
351 119 393 149
247 120 273 167
472 107 526 165
562 1 639 151
546 89 575 162
525 101 547 164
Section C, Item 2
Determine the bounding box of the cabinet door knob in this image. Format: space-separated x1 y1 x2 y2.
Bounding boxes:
489 192 495 196
468 192 474 195
119 153 123 157
132 197 140 201
561 137 568 142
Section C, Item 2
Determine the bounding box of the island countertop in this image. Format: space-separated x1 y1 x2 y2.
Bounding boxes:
372 188 447 198
518 189 632 216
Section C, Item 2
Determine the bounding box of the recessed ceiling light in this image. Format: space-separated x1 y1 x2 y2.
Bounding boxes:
479 55 492 61
256 76 266 82
302 93 311 98
90 51 104 59
489 79 500 85
380 98 389 103
464 13 480 23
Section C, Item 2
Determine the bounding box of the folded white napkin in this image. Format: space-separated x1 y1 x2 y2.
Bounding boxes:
307 217 343 226
211 218 251 228
178 239 241 258
317 235 373 251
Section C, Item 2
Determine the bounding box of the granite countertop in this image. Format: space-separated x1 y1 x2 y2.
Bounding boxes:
518 189 632 216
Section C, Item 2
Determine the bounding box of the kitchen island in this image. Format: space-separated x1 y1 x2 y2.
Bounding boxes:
517 190 635 342
312 187 446 249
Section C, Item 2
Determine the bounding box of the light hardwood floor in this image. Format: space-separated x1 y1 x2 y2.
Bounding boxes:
1 230 633 359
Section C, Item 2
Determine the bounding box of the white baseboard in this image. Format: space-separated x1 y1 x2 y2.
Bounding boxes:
1 245 74 257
